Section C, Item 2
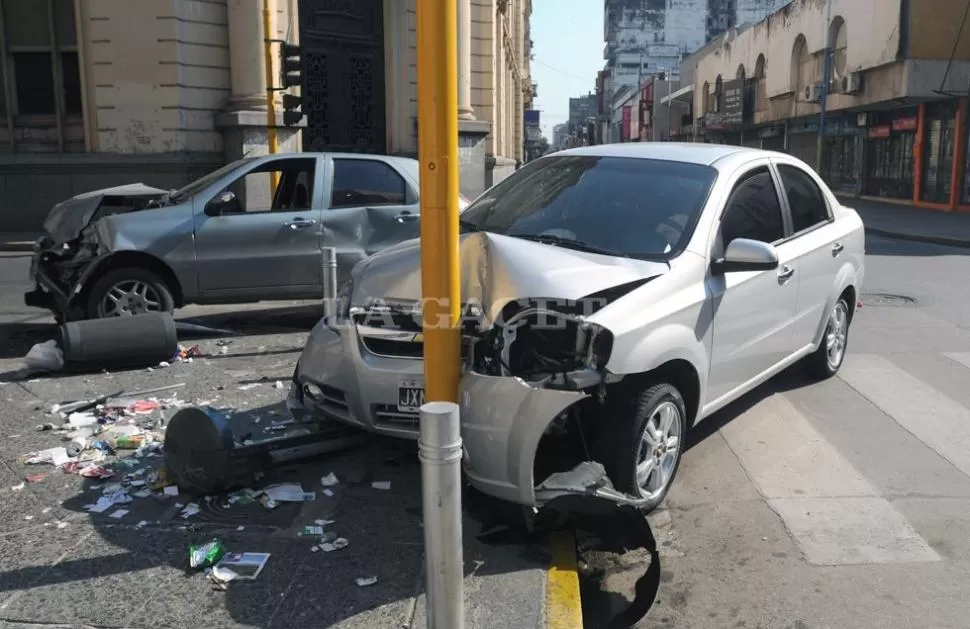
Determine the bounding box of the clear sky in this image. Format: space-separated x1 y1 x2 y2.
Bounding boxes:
530 0 604 139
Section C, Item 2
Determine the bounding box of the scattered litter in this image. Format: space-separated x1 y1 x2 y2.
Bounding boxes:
314 519 335 526
320 472 339 487
310 546 320 553
11 482 25 491
214 552 270 580
322 489 334 497
237 383 260 391
24 339 64 373
24 515 33 520
163 486 179 497
180 503 201 519
320 538 349 552
371 481 391 490
236 525 245 531
56 521 68 529
299 525 324 536
80 466 113 480
109 509 128 519
136 520 148 528
263 483 314 503
274 380 284 389
25 473 47 483
189 540 226 569
356 576 378 587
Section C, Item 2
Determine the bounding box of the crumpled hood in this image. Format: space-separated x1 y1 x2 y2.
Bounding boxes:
42 183 168 246
352 231 668 323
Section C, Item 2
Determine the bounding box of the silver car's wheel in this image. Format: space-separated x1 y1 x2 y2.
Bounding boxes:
802 295 852 380
634 401 683 500
85 267 175 320
98 280 164 317
595 382 688 513
825 299 849 370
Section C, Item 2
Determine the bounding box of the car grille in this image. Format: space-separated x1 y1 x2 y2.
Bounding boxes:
360 337 424 358
373 404 420 431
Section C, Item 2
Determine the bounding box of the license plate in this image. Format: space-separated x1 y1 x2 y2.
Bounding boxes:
397 380 425 413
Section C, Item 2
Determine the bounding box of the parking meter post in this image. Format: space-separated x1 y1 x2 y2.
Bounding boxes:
419 401 464 629
321 247 338 319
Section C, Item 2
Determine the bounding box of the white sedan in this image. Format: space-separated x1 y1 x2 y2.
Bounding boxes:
288 142 865 513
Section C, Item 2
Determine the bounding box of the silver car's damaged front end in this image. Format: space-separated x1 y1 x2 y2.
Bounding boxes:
290 230 668 508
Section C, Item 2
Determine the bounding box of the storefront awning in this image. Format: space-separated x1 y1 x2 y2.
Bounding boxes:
661 84 693 107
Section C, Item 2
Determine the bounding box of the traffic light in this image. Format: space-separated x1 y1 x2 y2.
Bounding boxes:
278 42 304 126
282 93 303 126
280 42 302 88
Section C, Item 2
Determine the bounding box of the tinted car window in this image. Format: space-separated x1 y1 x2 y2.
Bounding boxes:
331 159 406 208
719 168 785 248
459 155 718 260
778 164 829 233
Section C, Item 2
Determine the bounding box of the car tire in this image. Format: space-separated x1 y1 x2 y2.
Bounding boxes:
85 267 175 319
802 296 851 380
595 382 688 514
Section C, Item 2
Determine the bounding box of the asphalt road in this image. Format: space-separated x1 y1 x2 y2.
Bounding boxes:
579 233 970 628
4 232 970 629
0 253 549 629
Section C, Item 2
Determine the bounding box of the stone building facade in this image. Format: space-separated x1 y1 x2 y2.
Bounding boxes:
0 0 533 231
686 0 970 210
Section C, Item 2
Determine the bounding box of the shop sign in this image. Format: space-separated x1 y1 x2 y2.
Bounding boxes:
868 125 891 138
703 78 744 129
892 117 918 131
759 126 781 139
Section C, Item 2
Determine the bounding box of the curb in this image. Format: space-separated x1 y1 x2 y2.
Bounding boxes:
545 530 584 629
865 227 970 250
0 241 35 253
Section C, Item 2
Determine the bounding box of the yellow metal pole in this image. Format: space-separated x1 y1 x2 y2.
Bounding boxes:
417 0 461 403
262 0 280 192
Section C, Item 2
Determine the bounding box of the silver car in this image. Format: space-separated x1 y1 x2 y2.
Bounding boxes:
25 152 468 321
289 143 866 513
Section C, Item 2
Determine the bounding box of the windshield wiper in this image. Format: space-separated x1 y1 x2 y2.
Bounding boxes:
511 234 629 258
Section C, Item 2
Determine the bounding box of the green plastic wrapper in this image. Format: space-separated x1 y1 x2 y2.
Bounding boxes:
189 540 225 569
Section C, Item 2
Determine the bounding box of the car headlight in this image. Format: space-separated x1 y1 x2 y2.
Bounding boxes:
472 304 613 385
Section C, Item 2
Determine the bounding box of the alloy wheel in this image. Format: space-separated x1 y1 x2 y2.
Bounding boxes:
98 280 164 317
634 401 682 499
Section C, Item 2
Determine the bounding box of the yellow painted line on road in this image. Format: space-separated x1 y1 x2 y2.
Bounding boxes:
546 529 584 629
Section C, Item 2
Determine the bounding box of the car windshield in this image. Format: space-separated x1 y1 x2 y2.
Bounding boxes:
170 158 257 202
459 155 718 260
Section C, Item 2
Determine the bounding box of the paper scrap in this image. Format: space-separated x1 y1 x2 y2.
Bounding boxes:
109 509 128 519
214 552 270 580
356 576 378 587
371 481 391 490
320 472 339 487
163 485 179 497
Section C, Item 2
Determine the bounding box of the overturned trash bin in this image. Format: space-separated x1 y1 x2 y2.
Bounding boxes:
60 311 178 370
164 406 372 495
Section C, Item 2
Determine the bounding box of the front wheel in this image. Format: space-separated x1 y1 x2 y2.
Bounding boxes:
85 267 175 319
802 296 851 380
595 382 688 514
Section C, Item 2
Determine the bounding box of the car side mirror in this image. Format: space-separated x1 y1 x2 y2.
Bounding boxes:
205 190 239 216
711 238 779 275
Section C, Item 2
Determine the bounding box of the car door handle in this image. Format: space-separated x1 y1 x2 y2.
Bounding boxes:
777 265 795 282
395 212 419 223
284 218 316 230
832 241 844 256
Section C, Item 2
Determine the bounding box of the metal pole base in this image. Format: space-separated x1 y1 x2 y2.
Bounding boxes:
419 401 464 629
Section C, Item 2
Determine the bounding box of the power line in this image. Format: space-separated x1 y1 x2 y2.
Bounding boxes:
530 58 593 83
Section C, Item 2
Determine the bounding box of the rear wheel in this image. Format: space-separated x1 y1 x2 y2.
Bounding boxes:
802 296 851 380
595 382 687 513
85 267 175 319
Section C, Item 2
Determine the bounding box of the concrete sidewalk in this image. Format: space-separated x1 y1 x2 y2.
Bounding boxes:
836 194 970 248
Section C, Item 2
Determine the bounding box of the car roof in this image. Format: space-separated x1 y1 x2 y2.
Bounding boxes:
551 142 786 168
